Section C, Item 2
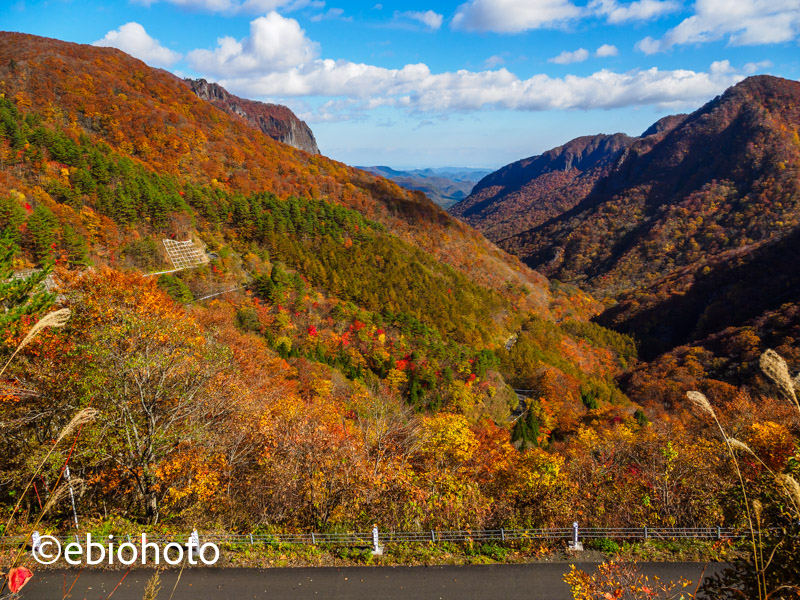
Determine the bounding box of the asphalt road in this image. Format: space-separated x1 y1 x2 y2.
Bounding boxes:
20 563 725 600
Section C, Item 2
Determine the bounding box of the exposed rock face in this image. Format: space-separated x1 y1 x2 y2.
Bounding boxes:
186 78 320 155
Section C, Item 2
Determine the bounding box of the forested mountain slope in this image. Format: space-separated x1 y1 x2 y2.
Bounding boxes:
0 34 797 551
0 32 552 325
500 76 800 298
451 133 639 240
0 31 628 450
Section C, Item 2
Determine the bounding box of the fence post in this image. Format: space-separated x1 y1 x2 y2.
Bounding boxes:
311 532 316 545
644 526 648 540
249 533 254 545
31 531 42 556
371 525 383 556
430 530 435 543
501 528 505 542
569 522 583 551
716 527 721 541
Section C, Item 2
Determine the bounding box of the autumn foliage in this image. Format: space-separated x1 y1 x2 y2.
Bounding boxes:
0 33 798 553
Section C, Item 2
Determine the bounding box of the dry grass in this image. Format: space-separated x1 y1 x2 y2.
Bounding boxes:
759 349 799 410
0 308 71 378
686 348 800 600
142 572 162 600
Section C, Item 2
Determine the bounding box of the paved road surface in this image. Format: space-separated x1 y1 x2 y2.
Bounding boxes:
21 563 724 600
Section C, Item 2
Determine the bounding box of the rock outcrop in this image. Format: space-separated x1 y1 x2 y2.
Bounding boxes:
186 78 320 155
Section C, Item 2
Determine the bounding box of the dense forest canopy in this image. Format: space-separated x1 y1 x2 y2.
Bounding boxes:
0 38 797 598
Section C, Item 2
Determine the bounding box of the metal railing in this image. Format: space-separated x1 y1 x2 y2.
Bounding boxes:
0 525 748 549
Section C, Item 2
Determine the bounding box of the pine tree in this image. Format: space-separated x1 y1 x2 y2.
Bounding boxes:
0 232 54 330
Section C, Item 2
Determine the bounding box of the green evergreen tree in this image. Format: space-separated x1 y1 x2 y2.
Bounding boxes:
0 232 54 330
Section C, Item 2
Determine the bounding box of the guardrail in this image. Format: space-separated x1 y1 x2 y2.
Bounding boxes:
0 525 748 549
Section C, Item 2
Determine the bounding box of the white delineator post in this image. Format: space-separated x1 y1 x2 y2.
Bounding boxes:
189 530 201 561
371 525 383 556
31 530 42 555
568 521 583 552
65 465 79 529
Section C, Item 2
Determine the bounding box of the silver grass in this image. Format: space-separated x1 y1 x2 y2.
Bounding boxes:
727 438 756 455
0 308 71 377
753 499 763 524
776 474 800 509
41 480 82 517
759 349 799 406
56 407 98 443
686 390 715 416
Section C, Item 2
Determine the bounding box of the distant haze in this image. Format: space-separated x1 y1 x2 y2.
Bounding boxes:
358 166 493 208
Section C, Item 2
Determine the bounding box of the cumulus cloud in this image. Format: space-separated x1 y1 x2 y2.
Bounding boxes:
636 0 800 53
187 15 745 120
452 0 582 33
595 43 619 57
549 48 590 64
590 0 680 24
131 0 317 15
395 9 444 30
93 22 182 67
215 60 746 115
187 11 318 75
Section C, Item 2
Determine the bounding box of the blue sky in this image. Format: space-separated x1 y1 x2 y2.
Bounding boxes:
3 0 799 168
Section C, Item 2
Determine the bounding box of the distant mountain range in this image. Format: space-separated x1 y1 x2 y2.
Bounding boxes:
358 166 493 208
451 75 800 370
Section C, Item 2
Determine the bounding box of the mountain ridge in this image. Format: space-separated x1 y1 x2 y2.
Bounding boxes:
185 78 320 155
452 74 800 365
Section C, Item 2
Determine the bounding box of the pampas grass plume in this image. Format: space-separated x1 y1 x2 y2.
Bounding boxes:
686 390 715 416
56 407 98 443
777 474 800 509
727 438 755 455
0 308 71 377
760 349 798 405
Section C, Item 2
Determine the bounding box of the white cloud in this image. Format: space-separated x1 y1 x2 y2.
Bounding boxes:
395 9 444 30
636 0 800 53
187 15 746 120
311 7 351 22
595 43 619 57
216 61 746 115
187 11 319 75
452 0 582 33
92 22 182 67
743 60 773 74
549 48 590 64
590 0 680 24
483 54 506 68
131 0 317 14
635 36 661 54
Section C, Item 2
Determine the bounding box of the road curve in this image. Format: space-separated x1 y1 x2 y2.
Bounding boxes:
21 563 724 600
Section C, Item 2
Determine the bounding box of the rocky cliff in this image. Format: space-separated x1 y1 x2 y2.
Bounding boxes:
186 78 320 155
